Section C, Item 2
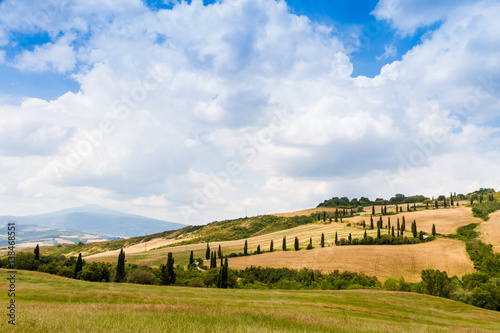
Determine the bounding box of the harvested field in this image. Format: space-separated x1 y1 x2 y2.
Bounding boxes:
478 210 500 253
228 238 475 282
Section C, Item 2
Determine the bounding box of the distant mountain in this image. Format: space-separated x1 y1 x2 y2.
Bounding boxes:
0 224 116 247
0 205 186 238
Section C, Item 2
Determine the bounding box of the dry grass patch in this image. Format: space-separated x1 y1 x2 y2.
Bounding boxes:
228 238 475 282
478 210 500 253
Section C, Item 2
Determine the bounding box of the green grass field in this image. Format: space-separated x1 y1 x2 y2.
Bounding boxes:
1 269 500 332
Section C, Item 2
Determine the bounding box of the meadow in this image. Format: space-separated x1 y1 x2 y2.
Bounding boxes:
1 269 500 332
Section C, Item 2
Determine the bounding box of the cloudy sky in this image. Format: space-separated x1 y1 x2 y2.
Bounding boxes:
0 0 499 225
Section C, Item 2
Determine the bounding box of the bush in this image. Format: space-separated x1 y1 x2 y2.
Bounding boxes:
127 269 156 285
57 267 74 278
80 262 111 282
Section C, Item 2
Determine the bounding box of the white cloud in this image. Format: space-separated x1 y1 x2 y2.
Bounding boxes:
372 0 477 35
376 44 397 60
0 0 499 224
13 37 76 73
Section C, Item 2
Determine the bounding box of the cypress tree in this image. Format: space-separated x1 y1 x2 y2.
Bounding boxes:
395 204 398 212
388 217 391 230
294 237 299 251
321 233 325 247
323 211 326 222
115 248 126 282
377 227 381 239
282 236 287 251
363 230 367 239
189 250 194 267
74 253 83 279
391 226 395 237
348 233 352 244
244 240 248 256
34 244 40 260
270 239 274 252
413 203 416 211
372 205 375 215
432 224 436 236
329 213 332 223
256 245 261 254
379 216 383 228
435 200 438 209
335 232 338 244
407 203 410 212
218 244 222 259
397 218 400 236
335 208 338 222
307 237 313 249
217 256 228 288
402 216 406 232
412 220 417 238
161 252 176 285
370 216 374 229
362 220 366 229
443 199 447 208
206 243 210 260
450 192 454 206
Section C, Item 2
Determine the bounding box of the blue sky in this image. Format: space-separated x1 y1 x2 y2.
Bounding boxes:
0 0 440 101
0 0 499 223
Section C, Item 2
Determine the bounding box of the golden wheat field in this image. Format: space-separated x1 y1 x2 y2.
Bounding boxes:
84 206 479 282
227 238 474 282
478 210 500 253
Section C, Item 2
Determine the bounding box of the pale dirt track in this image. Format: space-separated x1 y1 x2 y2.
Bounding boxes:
228 238 475 282
478 210 500 253
85 237 192 260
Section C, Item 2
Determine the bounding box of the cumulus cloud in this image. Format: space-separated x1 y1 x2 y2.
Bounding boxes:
0 0 499 224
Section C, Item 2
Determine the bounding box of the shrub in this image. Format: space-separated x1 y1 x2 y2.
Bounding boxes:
127 269 156 285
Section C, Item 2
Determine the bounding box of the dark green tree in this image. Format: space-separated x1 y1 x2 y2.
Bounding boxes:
270 239 274 252
282 236 286 251
421 269 451 297
432 224 436 236
161 252 176 285
363 230 367 239
450 192 454 206
189 250 195 267
217 256 229 288
244 240 248 256
391 226 395 237
115 248 126 282
218 244 222 259
320 233 325 247
34 244 40 260
370 216 374 229
335 232 338 244
206 243 210 260
377 227 381 239
306 237 313 250
74 253 83 279
256 245 261 254
335 208 338 222
372 205 375 215
412 220 417 238
348 233 352 244
294 237 299 251
323 211 326 222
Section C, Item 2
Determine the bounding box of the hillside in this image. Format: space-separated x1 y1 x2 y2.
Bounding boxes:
1 269 499 332
0 224 116 247
0 205 186 238
84 205 479 283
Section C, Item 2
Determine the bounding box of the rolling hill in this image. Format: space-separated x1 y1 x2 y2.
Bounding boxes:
1 269 499 332
0 205 186 238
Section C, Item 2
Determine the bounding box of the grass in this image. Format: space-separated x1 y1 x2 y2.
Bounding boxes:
1 269 500 332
